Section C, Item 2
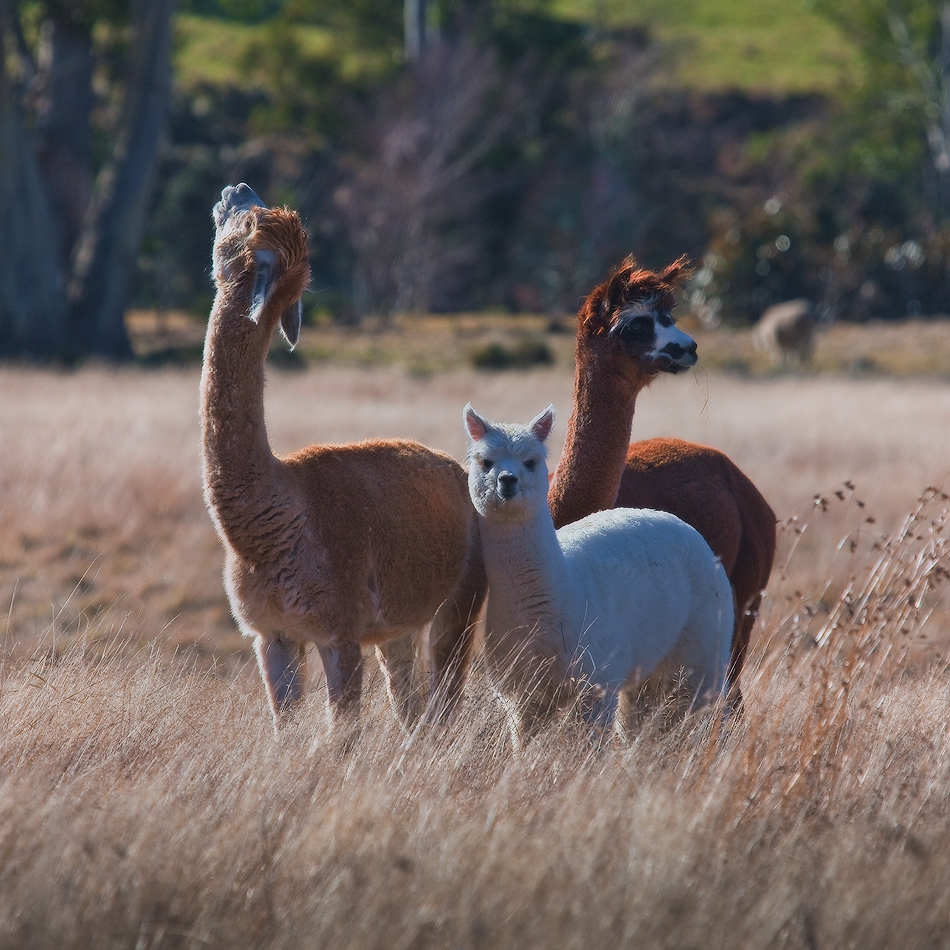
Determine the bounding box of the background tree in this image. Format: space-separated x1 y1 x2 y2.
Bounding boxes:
812 0 950 220
0 0 176 359
685 0 950 325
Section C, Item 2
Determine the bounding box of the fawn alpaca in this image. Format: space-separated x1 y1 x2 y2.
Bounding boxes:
465 403 733 746
754 298 818 366
547 256 776 696
200 184 486 730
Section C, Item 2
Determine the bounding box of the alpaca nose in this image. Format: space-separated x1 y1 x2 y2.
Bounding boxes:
226 182 265 212
663 340 697 361
497 472 519 498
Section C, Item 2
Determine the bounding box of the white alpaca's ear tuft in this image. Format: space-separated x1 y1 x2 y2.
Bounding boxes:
529 405 555 444
279 300 302 349
463 403 492 443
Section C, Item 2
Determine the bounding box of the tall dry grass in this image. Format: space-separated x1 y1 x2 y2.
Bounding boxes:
2 359 950 946
2 496 950 949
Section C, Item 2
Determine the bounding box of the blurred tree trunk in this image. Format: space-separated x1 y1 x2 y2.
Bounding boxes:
404 0 432 63
34 13 94 272
68 0 177 358
0 46 69 357
0 0 176 360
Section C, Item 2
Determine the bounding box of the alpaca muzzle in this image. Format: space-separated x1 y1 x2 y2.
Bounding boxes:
214 182 267 229
497 472 519 499
657 340 698 373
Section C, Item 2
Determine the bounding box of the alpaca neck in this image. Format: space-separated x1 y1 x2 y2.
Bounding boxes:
200 284 281 546
548 354 641 529
480 508 578 659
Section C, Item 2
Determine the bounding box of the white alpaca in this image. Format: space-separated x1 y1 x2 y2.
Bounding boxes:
464 403 734 746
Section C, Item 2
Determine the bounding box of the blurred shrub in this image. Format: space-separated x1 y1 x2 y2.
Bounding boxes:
470 336 554 370
688 0 950 325
688 113 950 324
136 146 223 316
692 209 950 326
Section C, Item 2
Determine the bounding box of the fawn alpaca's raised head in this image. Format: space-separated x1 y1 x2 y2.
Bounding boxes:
578 254 696 380
464 403 555 521
212 183 310 348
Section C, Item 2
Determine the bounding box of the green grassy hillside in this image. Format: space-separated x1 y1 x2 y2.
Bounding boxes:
553 0 862 92
174 14 336 90
175 3 860 96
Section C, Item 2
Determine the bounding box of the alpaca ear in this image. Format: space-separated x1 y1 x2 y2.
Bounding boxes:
248 251 277 325
463 403 492 443
529 405 555 443
611 255 638 302
659 255 693 290
279 300 302 349
579 255 637 332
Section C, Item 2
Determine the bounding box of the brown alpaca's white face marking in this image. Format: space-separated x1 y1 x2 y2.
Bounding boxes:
611 296 697 375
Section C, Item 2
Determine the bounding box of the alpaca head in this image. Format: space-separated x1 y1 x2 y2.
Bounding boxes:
211 183 310 348
577 255 697 386
464 403 555 523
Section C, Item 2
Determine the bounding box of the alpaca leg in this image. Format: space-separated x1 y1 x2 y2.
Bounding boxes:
317 640 363 724
582 687 620 741
614 690 636 743
508 700 547 753
428 548 487 720
728 590 763 710
504 689 560 752
255 635 307 727
376 634 424 728
671 661 727 723
668 672 700 723
619 678 669 735
428 610 475 722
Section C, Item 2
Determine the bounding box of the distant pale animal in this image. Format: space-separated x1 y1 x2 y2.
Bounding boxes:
754 299 818 366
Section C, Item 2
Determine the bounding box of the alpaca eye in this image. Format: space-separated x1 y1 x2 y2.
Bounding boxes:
482 458 494 471
618 315 655 345
524 459 536 471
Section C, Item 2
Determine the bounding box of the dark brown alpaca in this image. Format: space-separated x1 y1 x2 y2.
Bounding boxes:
548 256 776 697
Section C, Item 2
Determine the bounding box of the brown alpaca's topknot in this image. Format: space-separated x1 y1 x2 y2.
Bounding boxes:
579 254 693 336
250 207 311 283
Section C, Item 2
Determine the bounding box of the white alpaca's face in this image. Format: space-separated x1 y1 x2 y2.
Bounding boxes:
464 405 554 522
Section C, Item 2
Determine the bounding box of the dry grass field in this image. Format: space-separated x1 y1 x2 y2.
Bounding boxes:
3 316 950 948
